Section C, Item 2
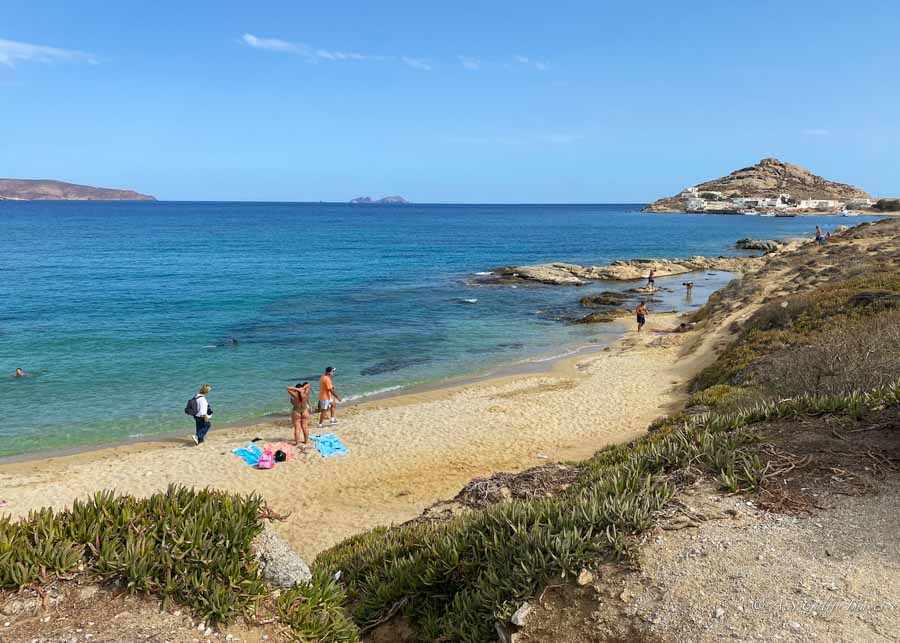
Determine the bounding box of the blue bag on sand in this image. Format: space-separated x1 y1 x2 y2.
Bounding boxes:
311 433 350 458
233 444 264 466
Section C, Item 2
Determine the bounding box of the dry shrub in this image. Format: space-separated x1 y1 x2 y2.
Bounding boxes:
757 311 900 398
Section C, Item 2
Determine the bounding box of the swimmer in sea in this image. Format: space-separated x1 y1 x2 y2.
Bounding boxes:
15 367 24 378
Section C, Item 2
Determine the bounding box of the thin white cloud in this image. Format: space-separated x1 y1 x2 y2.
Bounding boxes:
401 56 431 71
243 34 428 69
513 54 549 71
802 128 831 137
0 38 97 67
458 55 480 70
242 34 369 63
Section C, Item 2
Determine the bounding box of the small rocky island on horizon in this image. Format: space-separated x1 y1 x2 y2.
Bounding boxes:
643 158 873 214
0 178 156 201
350 195 410 205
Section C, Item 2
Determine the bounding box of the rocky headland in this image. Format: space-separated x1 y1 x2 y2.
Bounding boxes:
0 178 156 201
643 158 871 213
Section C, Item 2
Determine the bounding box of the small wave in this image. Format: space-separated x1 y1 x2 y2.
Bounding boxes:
343 384 407 402
524 347 583 363
474 271 493 276
451 297 478 304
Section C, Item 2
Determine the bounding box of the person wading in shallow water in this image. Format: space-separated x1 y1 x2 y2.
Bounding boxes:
287 382 312 446
318 366 342 428
635 302 649 332
647 268 657 291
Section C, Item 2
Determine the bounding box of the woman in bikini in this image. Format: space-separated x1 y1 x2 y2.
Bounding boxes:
287 382 312 447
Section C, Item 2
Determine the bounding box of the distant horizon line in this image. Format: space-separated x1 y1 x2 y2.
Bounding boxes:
4 199 652 206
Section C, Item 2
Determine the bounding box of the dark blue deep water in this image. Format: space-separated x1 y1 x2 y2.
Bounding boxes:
0 202 880 456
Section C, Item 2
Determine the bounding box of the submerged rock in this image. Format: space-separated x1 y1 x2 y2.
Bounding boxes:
579 291 631 308
254 524 312 588
574 311 619 324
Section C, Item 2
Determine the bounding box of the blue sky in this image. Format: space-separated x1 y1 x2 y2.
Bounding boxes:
2 1 898 202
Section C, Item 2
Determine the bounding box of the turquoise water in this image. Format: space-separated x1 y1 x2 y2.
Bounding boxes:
0 202 881 457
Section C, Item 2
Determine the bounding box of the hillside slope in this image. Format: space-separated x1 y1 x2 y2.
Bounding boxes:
0 178 156 201
644 158 870 212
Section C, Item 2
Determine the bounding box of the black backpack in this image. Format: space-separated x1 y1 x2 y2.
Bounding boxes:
184 396 199 416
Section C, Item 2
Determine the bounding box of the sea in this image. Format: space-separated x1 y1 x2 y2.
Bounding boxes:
0 202 883 458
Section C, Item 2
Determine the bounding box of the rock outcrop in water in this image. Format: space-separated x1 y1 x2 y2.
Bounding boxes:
350 195 410 204
735 238 782 253
480 253 776 286
0 179 156 201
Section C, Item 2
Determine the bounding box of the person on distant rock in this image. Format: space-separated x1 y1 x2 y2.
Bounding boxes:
814 225 826 247
318 367 342 428
647 269 657 290
635 302 649 332
287 381 312 446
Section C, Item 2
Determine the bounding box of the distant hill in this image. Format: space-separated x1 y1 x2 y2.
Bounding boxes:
0 179 156 201
350 195 410 205
643 158 871 212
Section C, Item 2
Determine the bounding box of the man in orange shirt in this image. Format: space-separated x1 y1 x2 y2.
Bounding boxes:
318 366 342 428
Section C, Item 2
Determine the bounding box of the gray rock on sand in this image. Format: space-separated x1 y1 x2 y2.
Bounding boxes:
735 238 781 253
253 524 312 587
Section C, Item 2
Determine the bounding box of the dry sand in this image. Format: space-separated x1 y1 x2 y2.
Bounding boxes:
0 312 722 562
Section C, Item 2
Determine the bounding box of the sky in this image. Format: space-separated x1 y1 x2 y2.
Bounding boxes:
1 0 899 202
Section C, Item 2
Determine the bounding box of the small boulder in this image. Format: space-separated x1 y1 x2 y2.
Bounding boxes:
736 238 781 253
510 602 532 627
576 569 594 586
254 524 312 588
580 291 630 308
575 311 618 324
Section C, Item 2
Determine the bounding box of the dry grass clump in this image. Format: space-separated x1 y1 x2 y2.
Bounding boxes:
758 311 900 398
692 271 900 391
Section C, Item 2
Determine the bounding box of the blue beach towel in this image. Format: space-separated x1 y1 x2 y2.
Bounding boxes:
233 444 264 466
311 433 349 458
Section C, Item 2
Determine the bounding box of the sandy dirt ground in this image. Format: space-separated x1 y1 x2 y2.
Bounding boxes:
0 312 717 562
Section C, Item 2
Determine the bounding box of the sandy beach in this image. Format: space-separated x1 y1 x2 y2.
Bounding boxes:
0 311 725 561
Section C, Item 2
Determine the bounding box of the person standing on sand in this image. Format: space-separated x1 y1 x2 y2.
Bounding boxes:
189 384 213 445
318 366 342 428
635 302 648 332
287 382 312 446
815 225 826 248
647 269 656 291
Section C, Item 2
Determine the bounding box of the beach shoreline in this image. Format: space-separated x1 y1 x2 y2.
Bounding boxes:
0 304 727 561
0 323 628 467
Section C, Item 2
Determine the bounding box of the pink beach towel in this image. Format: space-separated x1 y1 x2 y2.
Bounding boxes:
265 442 297 460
